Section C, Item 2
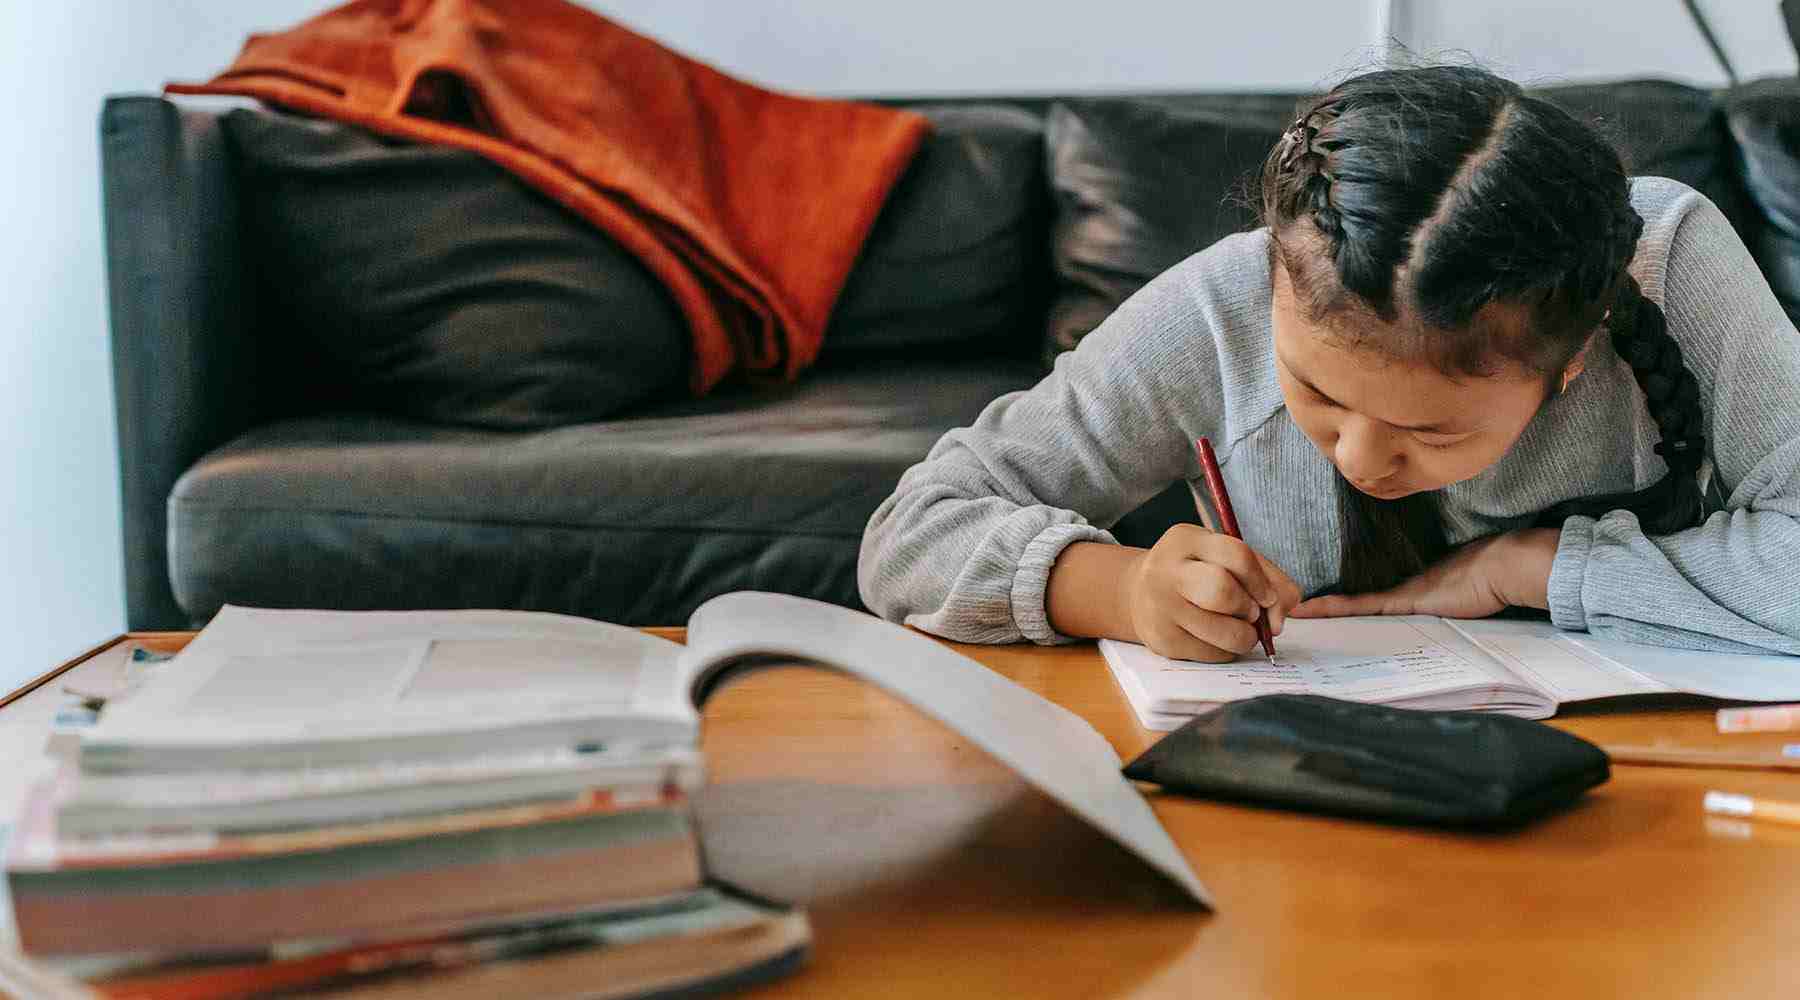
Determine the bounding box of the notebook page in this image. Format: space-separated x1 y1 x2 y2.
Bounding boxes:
1098 642 1233 731
1568 633 1800 702
1102 616 1524 713
1447 619 1670 704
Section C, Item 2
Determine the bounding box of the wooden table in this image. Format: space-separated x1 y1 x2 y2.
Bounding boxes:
6 631 1800 999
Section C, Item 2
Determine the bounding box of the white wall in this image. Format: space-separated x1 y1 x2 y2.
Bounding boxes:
1 0 1792 692
0 1 329 693
1400 0 1796 87
603 1 1380 95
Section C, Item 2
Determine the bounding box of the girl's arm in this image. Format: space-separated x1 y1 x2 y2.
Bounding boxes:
857 245 1237 644
1547 194 1800 654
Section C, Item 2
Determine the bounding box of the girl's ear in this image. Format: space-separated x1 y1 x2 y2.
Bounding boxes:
1559 329 1599 392
1561 355 1585 388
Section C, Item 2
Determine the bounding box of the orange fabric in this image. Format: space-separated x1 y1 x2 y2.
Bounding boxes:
167 0 929 394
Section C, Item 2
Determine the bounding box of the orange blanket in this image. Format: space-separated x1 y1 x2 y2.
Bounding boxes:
168 0 929 394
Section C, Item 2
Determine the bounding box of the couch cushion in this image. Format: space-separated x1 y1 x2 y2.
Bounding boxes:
823 104 1048 360
1724 77 1800 328
224 107 689 430
1534 80 1752 232
167 360 1044 626
1042 99 1283 362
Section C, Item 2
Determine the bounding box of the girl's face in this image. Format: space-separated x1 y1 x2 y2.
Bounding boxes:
1270 263 1561 500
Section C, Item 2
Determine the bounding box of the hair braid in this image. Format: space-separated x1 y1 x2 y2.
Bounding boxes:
1275 105 1350 252
1534 271 1708 533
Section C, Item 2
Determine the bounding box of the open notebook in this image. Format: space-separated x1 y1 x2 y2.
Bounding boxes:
1102 615 1800 731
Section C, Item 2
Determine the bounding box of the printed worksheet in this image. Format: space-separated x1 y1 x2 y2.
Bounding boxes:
1102 613 1800 731
1100 615 1536 717
1254 618 1510 700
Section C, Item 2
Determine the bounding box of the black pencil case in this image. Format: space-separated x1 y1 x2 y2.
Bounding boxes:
1121 694 1609 828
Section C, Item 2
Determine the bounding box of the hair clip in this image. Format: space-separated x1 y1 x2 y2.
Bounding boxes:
1282 112 1326 168
1281 115 1318 170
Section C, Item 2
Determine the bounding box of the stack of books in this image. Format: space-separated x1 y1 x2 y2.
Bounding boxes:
3 606 809 999
3 591 1212 997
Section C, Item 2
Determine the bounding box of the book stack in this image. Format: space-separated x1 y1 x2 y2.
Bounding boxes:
3 606 809 999
3 591 1213 997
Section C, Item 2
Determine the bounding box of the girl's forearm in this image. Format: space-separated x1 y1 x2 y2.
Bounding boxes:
1045 541 1147 641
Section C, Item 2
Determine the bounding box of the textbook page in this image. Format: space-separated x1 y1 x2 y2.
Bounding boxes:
83 607 697 771
1100 615 1552 728
678 591 1212 908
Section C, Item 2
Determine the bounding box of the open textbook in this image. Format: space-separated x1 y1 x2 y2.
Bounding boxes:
68 593 1210 906
1102 615 1800 731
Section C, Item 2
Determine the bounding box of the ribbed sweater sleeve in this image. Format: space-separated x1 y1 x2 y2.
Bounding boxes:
1546 194 1800 653
856 241 1242 644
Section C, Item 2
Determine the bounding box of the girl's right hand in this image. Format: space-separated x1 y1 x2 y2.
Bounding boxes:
1123 524 1303 663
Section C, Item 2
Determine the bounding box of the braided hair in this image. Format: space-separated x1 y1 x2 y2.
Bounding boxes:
1259 65 1708 595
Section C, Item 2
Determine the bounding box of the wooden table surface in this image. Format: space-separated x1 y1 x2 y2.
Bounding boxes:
7 630 1800 999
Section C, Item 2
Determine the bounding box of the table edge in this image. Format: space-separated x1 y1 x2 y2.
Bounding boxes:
0 635 129 712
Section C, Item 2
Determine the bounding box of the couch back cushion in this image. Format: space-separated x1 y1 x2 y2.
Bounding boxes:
1043 98 1283 363
224 107 689 430
1724 77 1800 328
1535 80 1753 228
822 104 1049 361
1039 81 1748 364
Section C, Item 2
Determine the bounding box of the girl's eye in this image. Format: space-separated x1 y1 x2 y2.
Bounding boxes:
1414 433 1469 451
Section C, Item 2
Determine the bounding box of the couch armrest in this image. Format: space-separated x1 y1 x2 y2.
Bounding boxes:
102 96 259 629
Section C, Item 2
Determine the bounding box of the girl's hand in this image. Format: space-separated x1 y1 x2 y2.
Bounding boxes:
1124 524 1304 663
1290 527 1560 620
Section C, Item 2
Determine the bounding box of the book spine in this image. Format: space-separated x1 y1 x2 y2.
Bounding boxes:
13 819 703 957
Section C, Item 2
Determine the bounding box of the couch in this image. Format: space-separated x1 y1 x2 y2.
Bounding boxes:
104 77 1800 630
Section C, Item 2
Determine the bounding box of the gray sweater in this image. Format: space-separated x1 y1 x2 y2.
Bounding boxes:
858 177 1800 655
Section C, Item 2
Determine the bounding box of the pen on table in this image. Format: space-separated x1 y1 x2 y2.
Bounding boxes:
1603 743 1800 771
1193 437 1277 664
1703 790 1800 828
1717 703 1800 733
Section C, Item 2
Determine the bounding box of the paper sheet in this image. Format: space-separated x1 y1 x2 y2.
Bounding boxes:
1448 619 1669 703
1105 616 1518 712
1450 618 1800 705
1572 633 1800 701
85 608 693 755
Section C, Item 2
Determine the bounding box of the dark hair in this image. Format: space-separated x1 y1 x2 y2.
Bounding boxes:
1258 65 1707 595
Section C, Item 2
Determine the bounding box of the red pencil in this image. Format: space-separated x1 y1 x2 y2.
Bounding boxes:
1194 437 1277 663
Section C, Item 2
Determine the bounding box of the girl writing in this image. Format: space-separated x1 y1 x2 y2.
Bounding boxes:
859 65 1800 661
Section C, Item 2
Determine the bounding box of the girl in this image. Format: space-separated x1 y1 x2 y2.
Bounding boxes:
858 65 1800 663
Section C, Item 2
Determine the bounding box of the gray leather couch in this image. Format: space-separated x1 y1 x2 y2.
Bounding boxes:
104 79 1800 629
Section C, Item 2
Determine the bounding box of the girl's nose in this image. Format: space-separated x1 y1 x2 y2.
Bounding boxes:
1334 416 1402 484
